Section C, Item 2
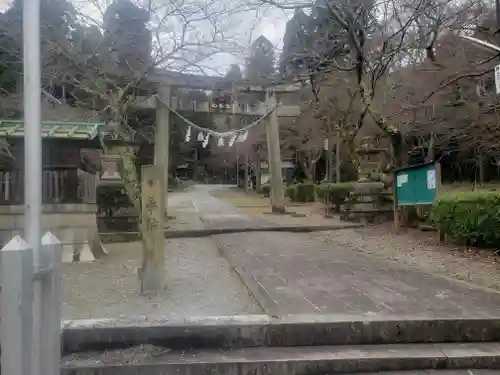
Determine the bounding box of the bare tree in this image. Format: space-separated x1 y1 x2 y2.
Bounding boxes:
383 5 500 182
256 0 484 175
0 0 254 293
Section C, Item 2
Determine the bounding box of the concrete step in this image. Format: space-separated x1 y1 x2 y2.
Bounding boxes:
345 371 498 374
62 314 500 354
61 343 500 375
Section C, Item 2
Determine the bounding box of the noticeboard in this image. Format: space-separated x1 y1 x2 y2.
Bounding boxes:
394 162 439 206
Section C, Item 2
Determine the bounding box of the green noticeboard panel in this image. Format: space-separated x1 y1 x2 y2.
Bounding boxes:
394 162 437 206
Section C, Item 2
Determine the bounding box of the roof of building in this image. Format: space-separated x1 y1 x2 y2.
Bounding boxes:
0 120 106 140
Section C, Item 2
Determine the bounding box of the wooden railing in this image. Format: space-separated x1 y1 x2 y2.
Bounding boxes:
0 168 98 205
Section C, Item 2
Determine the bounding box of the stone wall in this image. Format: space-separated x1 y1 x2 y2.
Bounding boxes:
0 204 104 263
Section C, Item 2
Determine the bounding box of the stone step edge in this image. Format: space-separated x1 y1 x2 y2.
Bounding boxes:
61 342 500 375
320 372 499 375
62 314 500 354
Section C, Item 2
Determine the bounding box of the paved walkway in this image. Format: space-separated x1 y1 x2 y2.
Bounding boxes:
183 185 500 319
170 185 272 230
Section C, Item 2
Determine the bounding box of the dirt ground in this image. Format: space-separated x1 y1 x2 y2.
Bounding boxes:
313 224 500 292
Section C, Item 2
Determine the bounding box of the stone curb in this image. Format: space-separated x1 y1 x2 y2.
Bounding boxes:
61 342 500 375
100 223 363 243
62 314 500 354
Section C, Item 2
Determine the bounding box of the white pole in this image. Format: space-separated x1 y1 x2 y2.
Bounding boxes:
23 1 43 374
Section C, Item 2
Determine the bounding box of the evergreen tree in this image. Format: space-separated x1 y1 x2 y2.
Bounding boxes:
279 1 372 79
0 0 78 93
103 0 152 74
279 9 313 77
245 35 275 81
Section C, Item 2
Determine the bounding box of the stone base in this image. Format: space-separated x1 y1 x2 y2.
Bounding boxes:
343 181 393 223
0 204 105 263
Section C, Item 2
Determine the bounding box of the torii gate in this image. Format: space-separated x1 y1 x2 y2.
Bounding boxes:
133 69 302 214
104 70 303 294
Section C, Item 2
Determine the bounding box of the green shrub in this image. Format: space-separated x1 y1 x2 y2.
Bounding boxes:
430 191 500 247
285 185 297 201
261 184 271 197
295 182 315 202
316 182 355 212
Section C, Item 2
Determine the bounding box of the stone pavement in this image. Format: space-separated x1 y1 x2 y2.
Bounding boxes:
169 185 273 230
182 185 500 319
214 231 500 317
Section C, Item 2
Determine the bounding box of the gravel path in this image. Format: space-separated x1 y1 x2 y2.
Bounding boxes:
313 224 500 292
63 238 262 320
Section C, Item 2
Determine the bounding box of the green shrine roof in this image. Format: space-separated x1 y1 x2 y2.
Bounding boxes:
0 119 106 140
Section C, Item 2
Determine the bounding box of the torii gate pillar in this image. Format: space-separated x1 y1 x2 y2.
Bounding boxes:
155 85 170 215
265 90 285 213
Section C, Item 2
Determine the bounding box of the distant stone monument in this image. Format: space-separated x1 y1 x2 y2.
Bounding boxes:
345 136 393 223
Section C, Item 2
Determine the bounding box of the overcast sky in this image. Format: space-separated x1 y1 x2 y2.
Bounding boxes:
0 0 291 75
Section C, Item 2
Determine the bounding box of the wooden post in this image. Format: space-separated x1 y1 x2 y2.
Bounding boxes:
434 161 445 241
393 172 400 232
265 89 285 213
155 85 170 216
140 165 166 294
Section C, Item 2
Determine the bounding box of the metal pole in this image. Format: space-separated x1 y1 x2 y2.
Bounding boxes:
23 1 42 374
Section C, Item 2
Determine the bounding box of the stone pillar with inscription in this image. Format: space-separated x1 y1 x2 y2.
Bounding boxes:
139 165 166 295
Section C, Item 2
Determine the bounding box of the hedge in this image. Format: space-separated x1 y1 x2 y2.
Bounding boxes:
285 185 296 201
295 182 315 202
316 182 355 212
430 191 500 247
285 183 315 202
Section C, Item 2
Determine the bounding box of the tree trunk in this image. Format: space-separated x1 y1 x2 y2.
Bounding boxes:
244 150 249 193
116 145 141 211
478 151 485 186
335 131 341 183
327 134 334 181
116 145 166 294
193 147 199 181
299 155 313 181
309 160 317 182
425 132 435 162
255 156 261 192
346 137 361 178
